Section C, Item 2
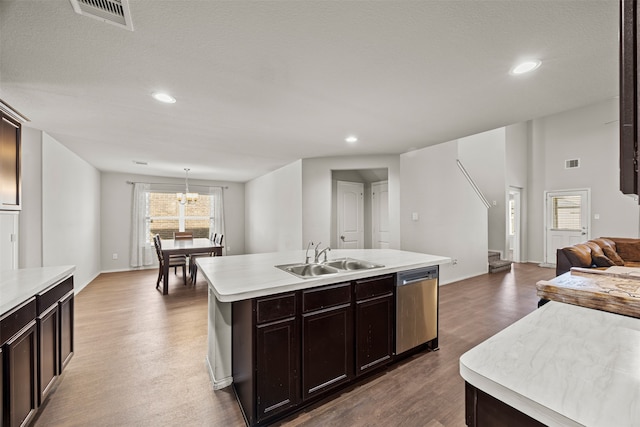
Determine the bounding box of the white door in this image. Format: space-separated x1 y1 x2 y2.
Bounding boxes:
545 189 590 264
507 188 521 262
337 181 364 249
371 181 390 249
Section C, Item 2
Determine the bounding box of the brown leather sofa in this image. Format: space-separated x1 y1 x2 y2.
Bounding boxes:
556 237 640 276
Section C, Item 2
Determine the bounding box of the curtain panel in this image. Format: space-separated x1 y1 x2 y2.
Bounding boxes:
130 182 154 268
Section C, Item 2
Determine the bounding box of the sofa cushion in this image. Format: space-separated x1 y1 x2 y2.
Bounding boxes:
585 241 614 267
603 246 625 266
614 241 640 262
563 244 593 268
591 238 616 251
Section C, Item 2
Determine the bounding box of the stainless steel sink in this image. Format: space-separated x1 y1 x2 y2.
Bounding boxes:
276 263 340 279
323 257 384 271
276 257 384 279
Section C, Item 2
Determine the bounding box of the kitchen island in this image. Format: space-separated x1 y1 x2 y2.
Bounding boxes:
460 300 640 427
197 248 449 425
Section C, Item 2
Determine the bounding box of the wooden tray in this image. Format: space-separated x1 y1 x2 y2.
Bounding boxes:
536 268 640 318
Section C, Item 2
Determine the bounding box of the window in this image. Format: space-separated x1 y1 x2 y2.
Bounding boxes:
551 195 582 230
146 192 214 241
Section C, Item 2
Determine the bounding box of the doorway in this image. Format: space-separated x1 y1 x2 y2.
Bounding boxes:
331 169 389 249
544 189 591 265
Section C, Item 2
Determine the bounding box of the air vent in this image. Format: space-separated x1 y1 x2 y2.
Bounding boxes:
565 159 580 169
69 0 134 31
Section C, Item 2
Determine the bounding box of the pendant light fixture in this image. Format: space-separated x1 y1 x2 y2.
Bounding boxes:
177 168 199 205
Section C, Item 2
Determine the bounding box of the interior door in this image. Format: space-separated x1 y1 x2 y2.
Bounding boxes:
337 181 364 249
545 189 590 264
371 181 390 249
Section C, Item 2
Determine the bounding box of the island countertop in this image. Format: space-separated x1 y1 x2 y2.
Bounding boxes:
460 301 640 427
0 265 76 315
197 249 450 302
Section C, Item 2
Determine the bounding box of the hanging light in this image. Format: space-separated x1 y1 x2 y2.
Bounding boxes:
177 168 199 205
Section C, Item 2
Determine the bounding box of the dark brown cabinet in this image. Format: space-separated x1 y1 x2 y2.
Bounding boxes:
354 275 394 376
301 282 353 399
233 293 300 426
0 112 21 211
1 274 73 427
232 273 406 426
1 298 38 427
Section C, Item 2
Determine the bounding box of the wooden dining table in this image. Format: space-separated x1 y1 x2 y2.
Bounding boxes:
160 238 223 295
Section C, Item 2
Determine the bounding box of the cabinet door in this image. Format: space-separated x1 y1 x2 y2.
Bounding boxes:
59 292 74 372
37 304 59 405
302 304 353 400
5 321 37 427
355 294 393 376
0 114 20 210
255 318 299 422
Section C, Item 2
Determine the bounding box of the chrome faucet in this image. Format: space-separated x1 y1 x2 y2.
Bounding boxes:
305 241 314 264
315 244 331 263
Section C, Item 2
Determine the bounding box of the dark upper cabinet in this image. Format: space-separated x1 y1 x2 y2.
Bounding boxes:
620 0 640 197
0 112 21 210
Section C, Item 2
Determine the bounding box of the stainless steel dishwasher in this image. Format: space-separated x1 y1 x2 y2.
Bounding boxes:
395 266 439 354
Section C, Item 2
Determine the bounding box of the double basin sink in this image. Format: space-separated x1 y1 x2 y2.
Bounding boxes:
276 258 385 279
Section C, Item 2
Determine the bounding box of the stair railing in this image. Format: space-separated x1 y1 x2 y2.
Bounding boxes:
456 159 491 209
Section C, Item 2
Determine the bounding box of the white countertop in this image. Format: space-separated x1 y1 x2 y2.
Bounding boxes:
0 265 76 315
460 301 640 427
197 249 450 302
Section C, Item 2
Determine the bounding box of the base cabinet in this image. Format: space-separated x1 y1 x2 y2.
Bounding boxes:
232 274 406 426
1 275 74 427
354 275 394 375
465 382 546 427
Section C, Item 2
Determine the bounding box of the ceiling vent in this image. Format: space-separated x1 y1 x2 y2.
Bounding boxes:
69 0 134 31
565 158 580 169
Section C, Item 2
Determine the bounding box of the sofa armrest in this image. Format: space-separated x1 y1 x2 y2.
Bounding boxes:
556 249 573 276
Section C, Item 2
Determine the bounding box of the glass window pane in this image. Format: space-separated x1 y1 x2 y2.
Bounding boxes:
552 195 582 230
149 219 179 240
147 191 213 240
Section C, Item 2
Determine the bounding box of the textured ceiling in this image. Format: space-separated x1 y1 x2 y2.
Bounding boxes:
0 0 619 182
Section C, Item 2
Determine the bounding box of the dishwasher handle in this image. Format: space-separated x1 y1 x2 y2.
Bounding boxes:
399 277 435 286
396 266 438 285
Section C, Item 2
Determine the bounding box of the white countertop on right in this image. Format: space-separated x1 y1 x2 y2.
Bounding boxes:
460 301 640 427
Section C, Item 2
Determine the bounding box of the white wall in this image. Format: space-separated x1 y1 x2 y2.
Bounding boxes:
19 126 43 268
244 160 302 254
301 155 401 249
400 141 488 284
42 133 101 292
101 171 246 271
527 98 640 262
458 128 506 256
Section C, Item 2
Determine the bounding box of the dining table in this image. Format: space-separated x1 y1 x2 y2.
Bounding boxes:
160 237 223 295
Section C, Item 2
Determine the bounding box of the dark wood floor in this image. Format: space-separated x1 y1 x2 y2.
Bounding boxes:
32 263 555 427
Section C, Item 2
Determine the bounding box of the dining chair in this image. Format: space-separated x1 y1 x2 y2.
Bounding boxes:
190 233 222 284
153 234 187 289
174 231 193 240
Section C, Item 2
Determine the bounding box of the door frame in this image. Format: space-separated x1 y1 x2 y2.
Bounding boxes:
506 187 522 263
543 188 591 265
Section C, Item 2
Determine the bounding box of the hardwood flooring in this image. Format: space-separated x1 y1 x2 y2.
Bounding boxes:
31 263 555 427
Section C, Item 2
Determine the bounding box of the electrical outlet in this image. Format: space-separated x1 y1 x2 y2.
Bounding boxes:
112 253 118 260
226 246 231 253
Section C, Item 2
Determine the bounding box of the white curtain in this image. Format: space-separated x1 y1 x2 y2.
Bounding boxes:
211 187 226 255
130 182 154 267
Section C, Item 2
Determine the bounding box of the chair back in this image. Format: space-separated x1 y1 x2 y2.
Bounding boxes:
174 231 193 240
153 234 163 265
214 234 224 245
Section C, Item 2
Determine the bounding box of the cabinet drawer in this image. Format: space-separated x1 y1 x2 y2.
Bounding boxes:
37 276 74 314
355 275 394 301
302 283 351 313
256 293 296 324
1 297 36 344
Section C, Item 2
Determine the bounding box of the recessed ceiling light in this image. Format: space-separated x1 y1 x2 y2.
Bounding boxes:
152 92 176 103
345 135 358 143
510 60 541 75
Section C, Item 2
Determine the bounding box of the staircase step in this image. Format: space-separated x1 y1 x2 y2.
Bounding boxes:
489 259 513 273
488 251 501 262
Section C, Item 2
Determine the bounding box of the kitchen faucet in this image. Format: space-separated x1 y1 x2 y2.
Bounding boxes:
314 244 331 263
305 241 314 264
